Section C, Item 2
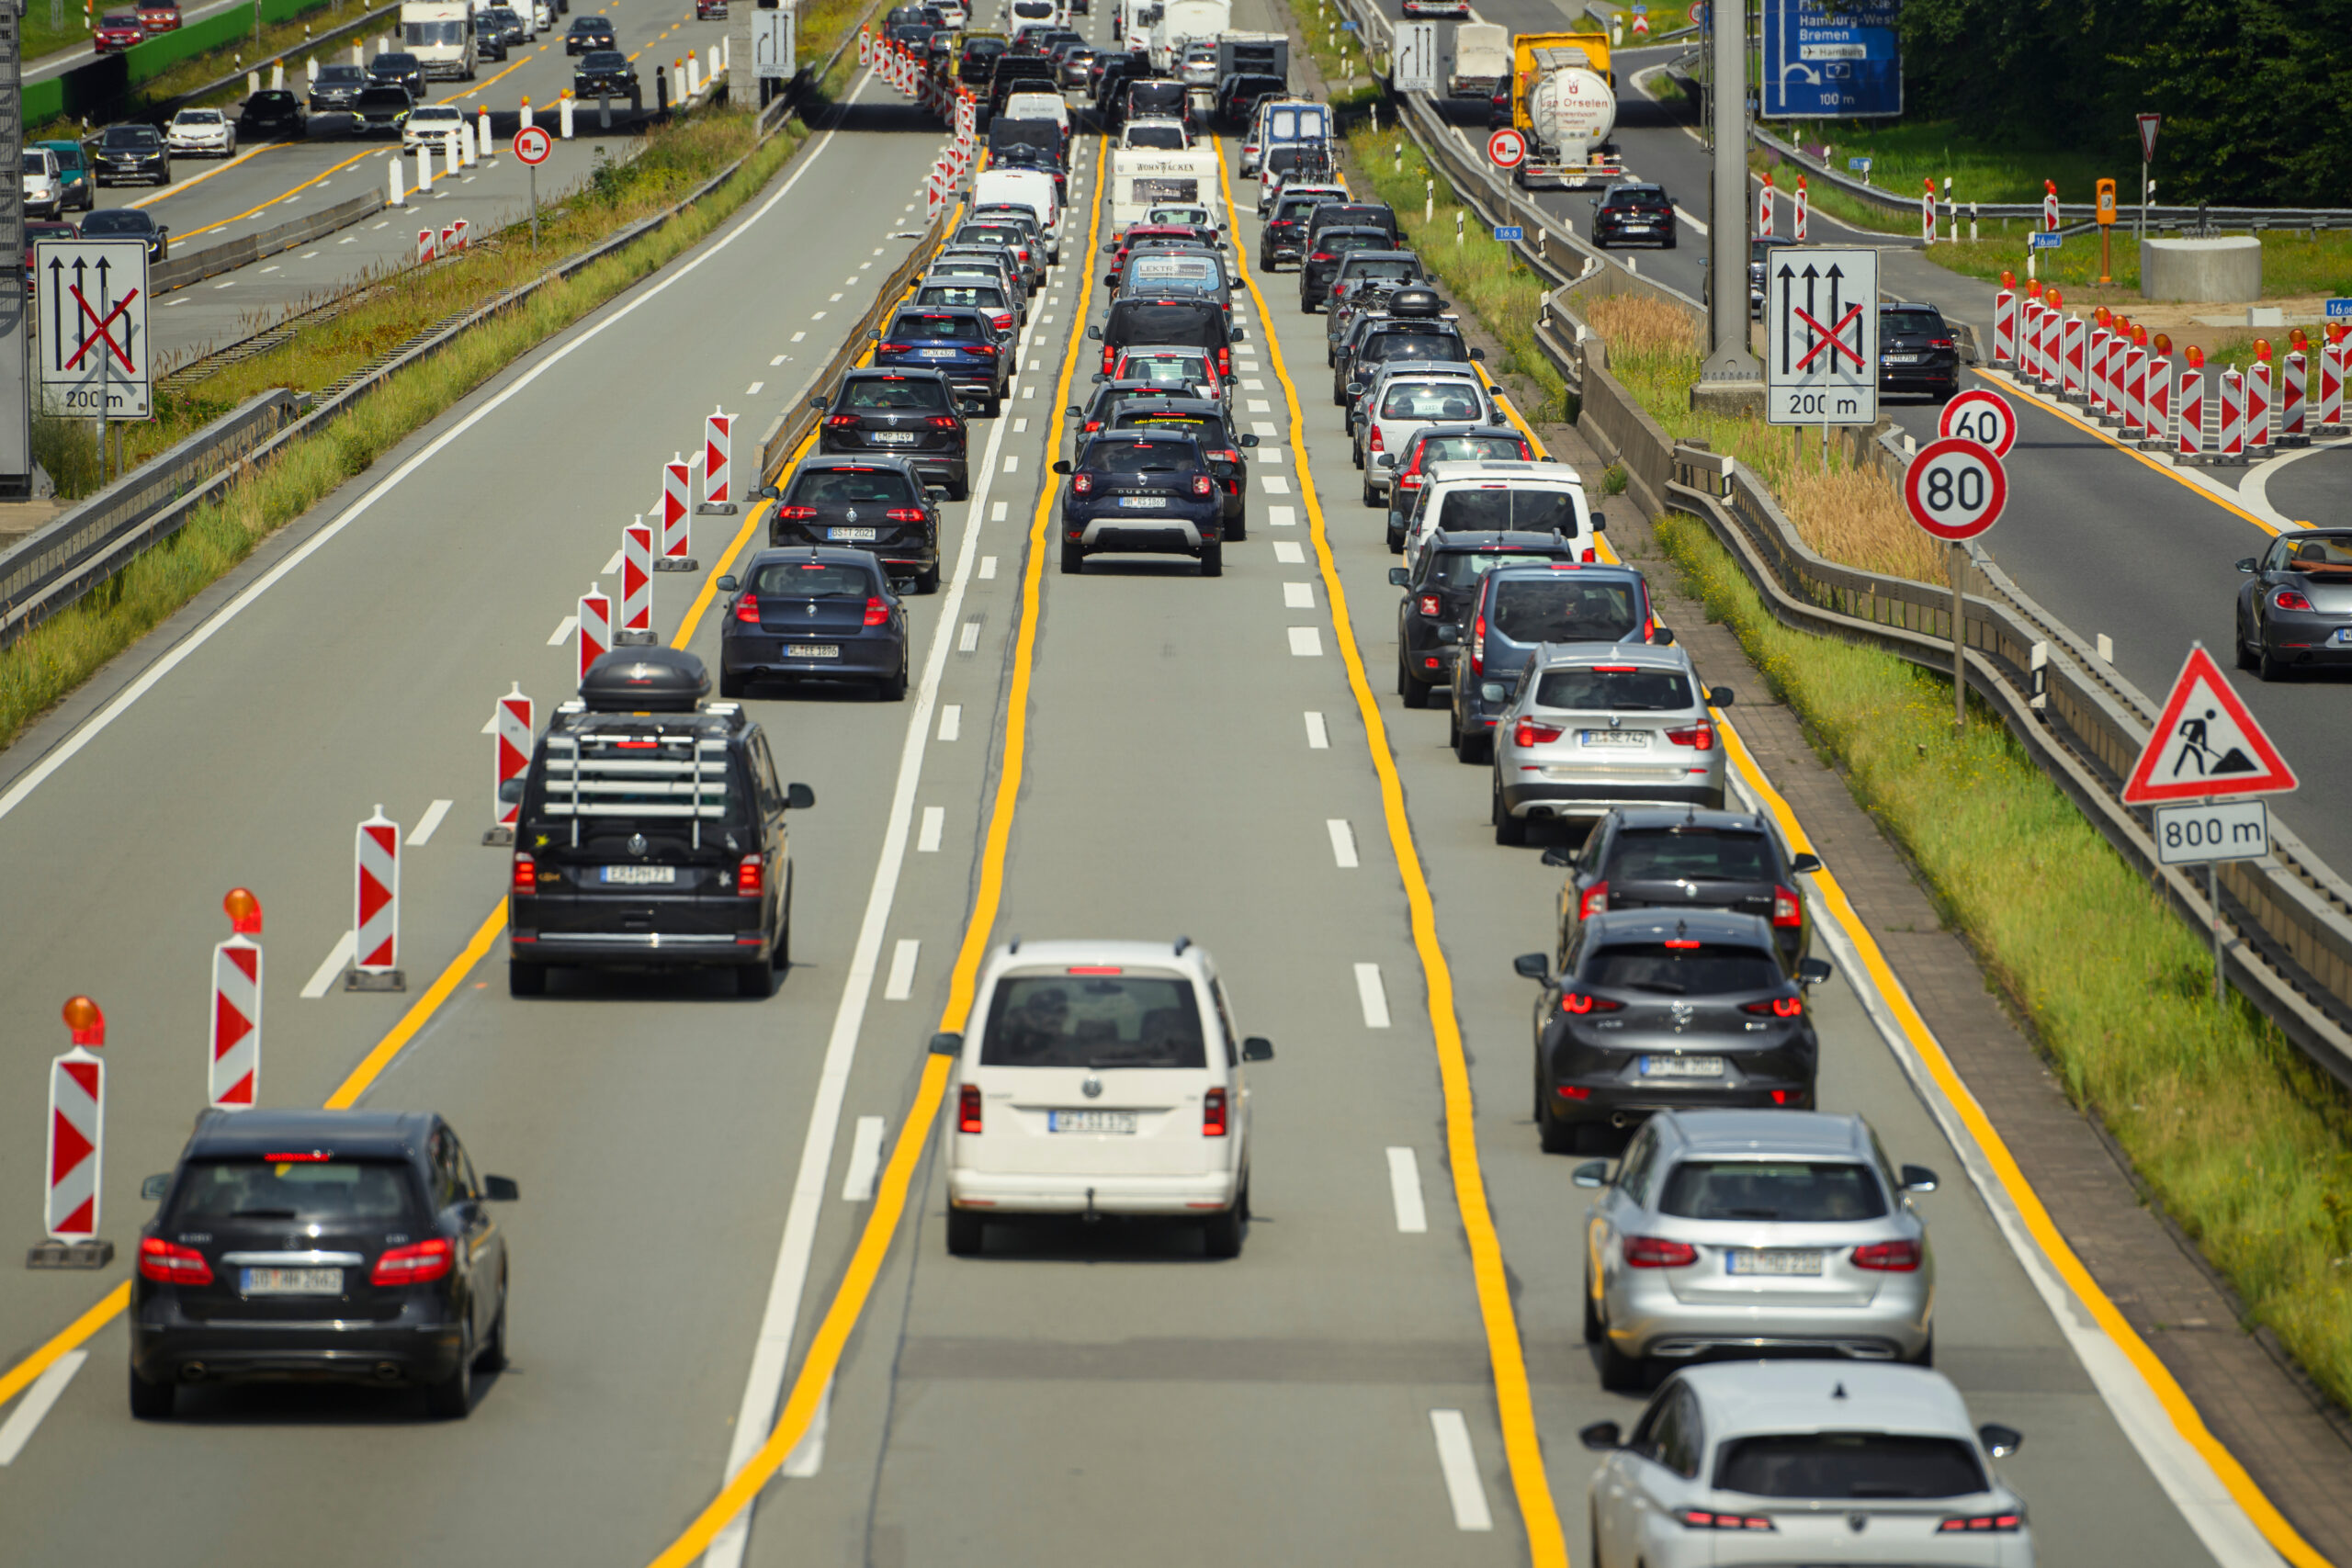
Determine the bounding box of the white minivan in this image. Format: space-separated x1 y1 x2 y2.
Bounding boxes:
971 166 1061 262
942 938 1273 1258
1404 457 1594 569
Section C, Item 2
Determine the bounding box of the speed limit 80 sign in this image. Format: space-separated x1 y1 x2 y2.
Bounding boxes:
1904 437 2007 541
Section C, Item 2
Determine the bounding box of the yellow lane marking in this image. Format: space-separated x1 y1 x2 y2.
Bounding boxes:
640 157 1103 1568
1216 140 1571 1568
0 1283 128 1412
322 905 508 1109
450 51 536 100
126 139 296 210
1713 716 2331 1568
171 143 381 243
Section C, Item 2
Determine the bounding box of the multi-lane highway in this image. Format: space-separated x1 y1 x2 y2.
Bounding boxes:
0 0 2312 1563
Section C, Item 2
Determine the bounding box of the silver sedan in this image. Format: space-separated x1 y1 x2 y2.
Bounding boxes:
1491 642 1729 844
1577 1109 1939 1391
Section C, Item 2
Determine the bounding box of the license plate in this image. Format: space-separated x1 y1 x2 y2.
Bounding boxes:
601 863 677 885
1639 1054 1726 1077
1582 729 1649 747
1885 353 1919 364
242 1267 342 1295
869 431 917 444
1119 495 1170 508
920 348 957 357
1048 1109 1138 1134
1623 222 1651 231
829 526 877 541
788 645 842 659
1727 1248 1826 1276
2334 627 2352 644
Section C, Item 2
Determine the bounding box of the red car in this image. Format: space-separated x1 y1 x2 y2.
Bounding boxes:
93 11 145 51
134 0 180 28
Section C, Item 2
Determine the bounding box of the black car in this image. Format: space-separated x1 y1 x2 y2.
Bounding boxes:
1216 71 1287 129
368 51 426 98
237 88 307 138
1747 235 1795 320
1093 297 1234 382
130 1110 518 1419
1324 252 1425 359
2235 528 2352 680
565 13 615 51
1054 432 1227 577
572 49 639 102
986 56 1058 115
479 6 526 46
507 648 813 998
1122 77 1186 122
1102 395 1258 532
1381 424 1534 552
1544 807 1820 975
1299 224 1395 312
1067 378 1169 437
1590 182 1677 248
1337 300 1475 419
1091 50 1150 118
1450 561 1648 761
816 367 970 498
958 34 1009 86
355 84 414 133
762 456 943 592
874 306 1011 416
1258 186 1344 270
81 205 168 259
91 124 170 187
1516 911 1832 1154
309 61 368 111
715 548 911 702
1303 199 1400 252
1879 300 1961 400
1389 527 1580 704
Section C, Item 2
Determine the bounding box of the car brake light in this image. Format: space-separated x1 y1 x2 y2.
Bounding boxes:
1579 882 1608 920
1559 990 1623 1015
370 1236 454 1285
775 505 820 521
1664 938 1702 949
138 1236 212 1285
1928 337 1956 348
1418 594 1442 616
826 414 859 429
885 507 926 523
1469 613 1486 675
993 313 1012 331
1623 1235 1699 1268
1071 471 1094 494
1400 473 1423 490
1203 1088 1229 1136
511 852 537 897
1513 718 1564 746
1852 1238 1924 1271
735 852 764 897
1217 346 1230 378
878 342 911 354
1308 250 1334 262
1191 474 1214 496
1679 1510 1775 1531
2275 588 2314 612
1210 448 1238 463
1102 345 1116 375
864 596 889 626
1581 547 1597 562
734 592 761 625
1938 1512 2024 1533
1666 719 1717 750
958 1083 984 1134
1772 885 1801 926
1368 424 1384 453
1743 995 1805 1018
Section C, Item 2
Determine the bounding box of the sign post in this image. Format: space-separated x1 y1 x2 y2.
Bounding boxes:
1765 246 1878 473
1903 435 2007 728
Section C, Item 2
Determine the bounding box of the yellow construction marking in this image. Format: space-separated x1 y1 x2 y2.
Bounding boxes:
450 51 535 99
1213 139 1571 1568
0 1283 128 1412
126 138 296 210
170 143 382 243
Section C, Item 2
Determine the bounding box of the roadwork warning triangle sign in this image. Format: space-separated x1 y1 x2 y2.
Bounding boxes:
2120 644 2298 806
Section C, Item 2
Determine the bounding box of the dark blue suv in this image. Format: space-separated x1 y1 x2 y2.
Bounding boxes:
875 306 1010 417
1447 561 1657 763
1052 431 1227 577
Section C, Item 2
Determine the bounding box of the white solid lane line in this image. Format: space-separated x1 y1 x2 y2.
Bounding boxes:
1354 962 1391 1029
917 806 944 852
1327 818 1359 869
1385 1148 1428 1235
1288 626 1323 657
1429 1410 1496 1531
406 799 452 846
1304 711 1329 750
1283 581 1315 609
883 939 919 1002
1674 206 1709 235
0 1349 85 1466
937 705 961 742
547 615 577 646
840 1117 887 1203
300 931 357 1000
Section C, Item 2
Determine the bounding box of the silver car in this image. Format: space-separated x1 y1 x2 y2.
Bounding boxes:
1492 642 1729 843
1580 1361 2030 1567
1576 1110 1938 1391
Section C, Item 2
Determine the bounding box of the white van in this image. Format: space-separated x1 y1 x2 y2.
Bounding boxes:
972 166 1061 261
942 938 1273 1257
1109 148 1217 230
1404 458 1593 569
400 0 477 79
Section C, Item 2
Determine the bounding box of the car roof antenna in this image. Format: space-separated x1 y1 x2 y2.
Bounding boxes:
1007 934 1021 954
1173 935 1191 955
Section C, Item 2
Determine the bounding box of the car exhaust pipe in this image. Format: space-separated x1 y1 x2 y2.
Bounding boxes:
374 1361 403 1382
1082 1185 1101 1224
1610 1111 1634 1128
178 1362 206 1382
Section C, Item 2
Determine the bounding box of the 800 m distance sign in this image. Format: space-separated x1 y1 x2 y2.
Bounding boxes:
1764 246 1877 426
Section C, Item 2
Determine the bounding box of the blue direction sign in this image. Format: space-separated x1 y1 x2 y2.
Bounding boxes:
1761 0 1901 119
2328 298 2352 319
1339 17 1357 28
1847 156 1871 173
1494 225 1526 241
2030 232 2064 251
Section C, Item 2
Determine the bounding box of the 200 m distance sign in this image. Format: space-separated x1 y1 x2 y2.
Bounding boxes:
1904 436 2007 540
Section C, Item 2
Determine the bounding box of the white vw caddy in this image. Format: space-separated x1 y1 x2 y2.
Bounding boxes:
938 937 1272 1258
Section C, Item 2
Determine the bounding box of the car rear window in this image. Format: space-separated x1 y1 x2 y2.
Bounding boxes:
1435 486 1579 535
1713 1434 1987 1499
892 312 987 341
1369 331 1467 363
1380 381 1484 421
981 973 1206 1068
1586 942 1781 995
1659 1160 1888 1222
749 560 876 597
1534 666 1692 710
1123 354 1209 385
1126 124 1187 149
1431 550 1559 588
788 468 915 507
1488 579 1639 643
1610 827 1775 884
1420 434 1526 467
956 224 1023 245
1085 438 1195 472
1108 301 1220 346
1114 412 1219 439
169 1157 421 1225
1342 258 1419 282
919 284 1005 310
843 377 948 411
1881 310 1947 336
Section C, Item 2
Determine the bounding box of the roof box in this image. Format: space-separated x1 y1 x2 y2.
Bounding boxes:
1385 286 1446 318
579 648 710 712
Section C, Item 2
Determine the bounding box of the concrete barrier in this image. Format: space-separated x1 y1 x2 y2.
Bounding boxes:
2141 236 2262 301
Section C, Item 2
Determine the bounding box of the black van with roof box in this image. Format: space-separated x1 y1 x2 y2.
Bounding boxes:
1091 296 1238 380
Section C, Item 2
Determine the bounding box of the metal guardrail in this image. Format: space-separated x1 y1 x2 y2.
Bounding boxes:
153 190 385 292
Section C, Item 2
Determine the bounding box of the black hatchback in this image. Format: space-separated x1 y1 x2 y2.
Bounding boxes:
238 88 307 138
92 124 170 186
566 13 616 51
367 50 425 98
1544 807 1820 974
130 1110 517 1419
1879 300 1961 400
816 368 969 498
572 50 639 102
1590 182 1678 248
1300 225 1396 312
717 547 910 702
1389 528 1584 705
875 306 1011 416
762 455 942 592
309 61 368 111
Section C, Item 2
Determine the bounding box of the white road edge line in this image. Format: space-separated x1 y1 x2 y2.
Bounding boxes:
839 1116 886 1203
1353 962 1390 1029
1385 1147 1427 1235
1428 1409 1495 1531
406 798 452 846
0 1348 85 1466
300 931 356 999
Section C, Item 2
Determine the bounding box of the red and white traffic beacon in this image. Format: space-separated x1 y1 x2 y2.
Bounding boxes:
209 888 264 1111
31 996 112 1269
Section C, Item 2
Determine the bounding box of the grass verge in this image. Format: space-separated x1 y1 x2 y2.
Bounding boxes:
1657 511 2352 1413
1767 117 2108 209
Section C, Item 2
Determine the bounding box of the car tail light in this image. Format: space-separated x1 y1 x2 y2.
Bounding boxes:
1368 424 1384 454
1666 719 1717 750
734 592 761 625
825 414 859 429
1102 345 1116 375
1679 1510 1775 1531
511 852 537 897
1559 990 1623 1015
1513 718 1564 746
1071 471 1094 494
370 1237 454 1286
957 1083 983 1134
2275 588 2314 612
992 312 1012 332
1623 1235 1699 1269
1743 995 1804 1018
1470 613 1486 674
864 596 889 626
1938 1512 2024 1533
1418 594 1442 616
138 1236 212 1285
1664 938 1702 949
775 504 820 521
1308 250 1334 262
1581 547 1597 562
1555 1083 1592 1100
1579 882 1608 920
1210 448 1238 463
1852 1238 1924 1271
1191 474 1214 497
1772 885 1801 926
1203 1087 1229 1136
1400 473 1424 491
878 342 911 354
736 853 764 897
966 343 998 357
1928 337 1956 348
926 414 960 429
886 507 926 523
1217 345 1230 378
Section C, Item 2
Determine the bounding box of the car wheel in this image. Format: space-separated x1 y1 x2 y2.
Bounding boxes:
423 1330 474 1418
129 1363 175 1420
945 1208 986 1256
718 668 746 699
1399 656 1430 707
771 870 793 972
1493 779 1526 845
1200 542 1223 577
1362 475 1381 507
914 563 940 594
2235 612 2258 671
985 394 1003 418
1060 541 1083 574
1200 1201 1244 1258
1597 1327 1645 1393
1386 520 1404 554
477 1281 509 1372
2258 642 2288 682
878 649 909 702
1909 1334 1935 1368
1225 512 1246 541
949 472 969 502
508 960 547 997
1581 1270 1603 1344
737 957 776 998
1538 1072 1577 1153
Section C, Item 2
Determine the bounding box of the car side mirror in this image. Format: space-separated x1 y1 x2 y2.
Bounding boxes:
1087 324 1102 339
1345 382 1364 397
482 1175 521 1201
1791 852 1822 874
1387 567 1409 587
1542 843 1576 867
1590 512 1606 531
1708 686 1734 707
808 396 827 413
1239 433 1259 447
1978 1424 2023 1460
1467 346 1485 360
1092 371 1108 383
1797 957 1834 987
1065 404 1082 416
1512 952 1549 982
1648 626 1674 646
1572 1160 1608 1189
1241 1036 1273 1062
1052 458 1073 474
1103 274 1116 286
786 783 816 810
1102 241 1117 253
716 574 741 592
1435 623 1460 644
1579 1421 1623 1451
927 487 951 502
156 225 169 239
1376 453 1396 468
141 1172 170 1201
868 328 882 342
2235 557 2257 572
1899 1164 1939 1192
928 1030 964 1055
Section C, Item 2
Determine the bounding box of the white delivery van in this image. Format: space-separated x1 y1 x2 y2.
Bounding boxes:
1109 149 1218 230
972 166 1061 262
401 0 477 79
998 90 1070 131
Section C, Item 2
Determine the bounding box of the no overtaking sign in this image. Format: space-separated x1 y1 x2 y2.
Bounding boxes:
36 238 151 420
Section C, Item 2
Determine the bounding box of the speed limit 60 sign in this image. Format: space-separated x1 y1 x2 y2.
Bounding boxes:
1938 388 2016 456
1905 437 2007 541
